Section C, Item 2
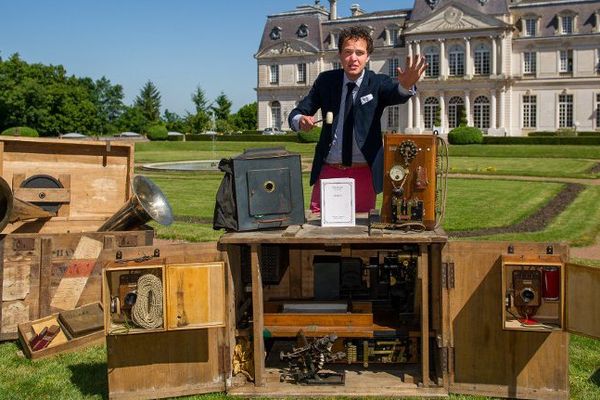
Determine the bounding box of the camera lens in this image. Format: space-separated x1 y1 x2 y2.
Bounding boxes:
521 288 535 303
124 292 138 306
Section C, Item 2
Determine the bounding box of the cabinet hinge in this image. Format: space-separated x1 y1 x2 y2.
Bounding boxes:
441 262 455 289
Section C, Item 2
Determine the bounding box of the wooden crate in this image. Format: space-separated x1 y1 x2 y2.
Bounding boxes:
17 302 104 360
0 136 133 234
1 229 153 340
103 243 230 400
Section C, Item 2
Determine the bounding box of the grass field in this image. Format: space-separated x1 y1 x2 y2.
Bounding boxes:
0 141 598 399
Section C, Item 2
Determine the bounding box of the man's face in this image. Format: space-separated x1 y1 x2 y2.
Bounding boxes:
339 37 370 81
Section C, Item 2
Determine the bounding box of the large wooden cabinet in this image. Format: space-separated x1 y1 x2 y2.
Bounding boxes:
102 226 600 400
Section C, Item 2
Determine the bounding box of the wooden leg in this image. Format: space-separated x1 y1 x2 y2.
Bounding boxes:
39 238 53 318
250 245 265 386
420 244 430 387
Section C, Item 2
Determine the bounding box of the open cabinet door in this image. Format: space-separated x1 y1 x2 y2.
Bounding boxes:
566 262 600 339
445 241 570 400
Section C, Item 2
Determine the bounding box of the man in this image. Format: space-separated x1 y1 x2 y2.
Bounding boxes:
288 26 427 213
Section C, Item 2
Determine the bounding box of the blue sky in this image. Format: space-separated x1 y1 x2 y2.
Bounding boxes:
0 0 413 115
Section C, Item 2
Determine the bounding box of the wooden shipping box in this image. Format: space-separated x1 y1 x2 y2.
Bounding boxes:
1 229 153 340
17 302 104 360
0 136 133 234
101 243 230 400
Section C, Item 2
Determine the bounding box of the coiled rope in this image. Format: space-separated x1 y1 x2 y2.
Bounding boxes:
131 273 163 329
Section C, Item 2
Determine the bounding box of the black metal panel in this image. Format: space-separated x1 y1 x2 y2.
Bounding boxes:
233 149 304 231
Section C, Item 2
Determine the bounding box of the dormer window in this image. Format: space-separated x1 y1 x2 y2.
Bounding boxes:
558 12 576 35
561 15 573 34
297 24 309 38
385 26 400 46
270 26 282 40
523 17 537 37
329 32 340 50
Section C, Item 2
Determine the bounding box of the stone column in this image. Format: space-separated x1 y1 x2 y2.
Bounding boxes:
439 39 446 79
414 93 421 132
464 90 471 126
499 88 505 131
407 96 413 130
491 36 498 77
490 89 497 129
596 12 600 33
464 37 471 78
439 92 446 131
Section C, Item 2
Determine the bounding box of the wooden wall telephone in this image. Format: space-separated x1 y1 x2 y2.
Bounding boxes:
380 134 448 231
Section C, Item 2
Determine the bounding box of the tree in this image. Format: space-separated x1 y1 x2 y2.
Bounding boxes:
187 86 212 133
230 102 257 131
211 92 232 122
115 106 148 134
93 76 125 135
163 109 187 132
134 80 161 123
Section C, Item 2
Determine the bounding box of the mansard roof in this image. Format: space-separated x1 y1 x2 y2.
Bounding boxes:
411 0 509 21
405 1 511 35
256 8 326 57
510 0 600 36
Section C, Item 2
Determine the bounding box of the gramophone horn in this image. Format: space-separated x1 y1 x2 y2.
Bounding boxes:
97 175 173 232
0 176 55 232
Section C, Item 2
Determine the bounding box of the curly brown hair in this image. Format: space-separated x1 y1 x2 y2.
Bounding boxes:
337 26 374 54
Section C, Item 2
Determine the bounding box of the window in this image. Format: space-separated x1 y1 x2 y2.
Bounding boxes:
473 96 490 130
387 106 399 130
448 96 464 129
523 52 536 75
424 46 440 77
561 15 573 34
474 44 490 75
333 61 341 70
297 63 307 83
270 101 282 129
269 65 279 84
448 45 465 76
524 17 537 36
558 94 573 128
522 95 537 128
595 94 600 128
389 28 399 46
388 58 399 77
424 97 440 130
559 50 573 73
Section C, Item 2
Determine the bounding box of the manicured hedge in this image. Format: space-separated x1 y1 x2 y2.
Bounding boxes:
1 126 39 137
297 127 321 143
146 124 168 141
577 131 600 137
447 126 483 144
483 136 600 145
528 130 599 137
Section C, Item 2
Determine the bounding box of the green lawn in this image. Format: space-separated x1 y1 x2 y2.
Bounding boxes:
1 142 598 399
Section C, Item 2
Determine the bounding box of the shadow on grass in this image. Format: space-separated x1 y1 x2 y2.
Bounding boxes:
591 368 600 387
68 361 108 400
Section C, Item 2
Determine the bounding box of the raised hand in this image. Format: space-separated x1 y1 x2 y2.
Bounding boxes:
397 54 428 90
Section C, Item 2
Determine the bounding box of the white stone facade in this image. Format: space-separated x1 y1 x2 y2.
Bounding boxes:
256 1 600 136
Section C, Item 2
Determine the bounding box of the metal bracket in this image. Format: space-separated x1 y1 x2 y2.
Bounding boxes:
115 250 122 260
441 262 455 289
546 245 554 255
508 244 514 254
153 248 161 257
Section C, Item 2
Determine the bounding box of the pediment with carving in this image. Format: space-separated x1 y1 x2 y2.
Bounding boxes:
405 3 509 34
256 40 318 58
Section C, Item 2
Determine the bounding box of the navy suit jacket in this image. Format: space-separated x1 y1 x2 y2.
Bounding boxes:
288 69 412 193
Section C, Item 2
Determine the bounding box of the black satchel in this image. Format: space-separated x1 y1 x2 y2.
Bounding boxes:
213 158 238 231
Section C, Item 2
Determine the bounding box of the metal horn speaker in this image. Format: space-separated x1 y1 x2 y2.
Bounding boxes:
0 176 55 232
97 176 173 232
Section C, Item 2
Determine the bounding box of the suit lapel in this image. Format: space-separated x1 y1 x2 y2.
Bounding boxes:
355 70 372 108
329 70 344 128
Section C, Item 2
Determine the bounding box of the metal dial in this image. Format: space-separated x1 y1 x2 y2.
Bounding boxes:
389 165 407 182
399 140 418 164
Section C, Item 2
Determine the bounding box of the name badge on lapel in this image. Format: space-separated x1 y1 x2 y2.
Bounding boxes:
360 94 373 105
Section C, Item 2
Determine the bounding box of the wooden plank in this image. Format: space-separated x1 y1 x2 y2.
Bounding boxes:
38 238 53 318
445 241 569 398
250 244 265 386
13 187 71 203
566 262 600 339
419 244 430 387
288 248 303 299
107 329 225 399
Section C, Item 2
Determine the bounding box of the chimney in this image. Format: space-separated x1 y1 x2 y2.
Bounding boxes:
350 4 364 17
329 0 337 20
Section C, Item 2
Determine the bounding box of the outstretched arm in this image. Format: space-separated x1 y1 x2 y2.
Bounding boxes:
397 55 427 90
